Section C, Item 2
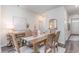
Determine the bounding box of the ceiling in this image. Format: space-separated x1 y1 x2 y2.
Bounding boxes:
65 5 79 15
20 5 61 14
19 5 79 15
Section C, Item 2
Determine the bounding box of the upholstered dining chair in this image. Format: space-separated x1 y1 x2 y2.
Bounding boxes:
11 33 33 53
16 29 33 48
11 33 20 53
35 33 55 53
53 31 60 53
45 33 55 53
25 29 32 37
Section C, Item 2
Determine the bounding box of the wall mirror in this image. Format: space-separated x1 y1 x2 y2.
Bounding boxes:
49 19 57 30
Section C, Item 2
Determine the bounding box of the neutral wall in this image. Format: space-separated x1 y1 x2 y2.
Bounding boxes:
0 5 2 52
45 7 66 44
64 9 71 40
1 6 36 47
36 6 70 44
1 6 71 47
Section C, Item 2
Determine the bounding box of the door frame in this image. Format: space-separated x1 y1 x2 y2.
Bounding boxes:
71 18 79 35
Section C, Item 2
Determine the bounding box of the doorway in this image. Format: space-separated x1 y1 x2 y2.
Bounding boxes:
71 18 79 35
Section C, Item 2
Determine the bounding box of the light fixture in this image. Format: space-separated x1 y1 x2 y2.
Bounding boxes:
38 16 43 22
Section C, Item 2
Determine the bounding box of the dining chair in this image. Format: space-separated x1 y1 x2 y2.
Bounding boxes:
44 33 55 53
7 34 14 47
11 33 33 53
16 30 32 48
53 31 60 53
11 33 20 53
18 32 35 53
25 29 32 37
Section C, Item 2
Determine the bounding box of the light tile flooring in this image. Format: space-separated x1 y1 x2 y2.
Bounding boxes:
1 36 79 53
69 36 79 41
1 46 65 53
65 36 79 53
6 36 79 53
1 45 65 53
17 46 65 53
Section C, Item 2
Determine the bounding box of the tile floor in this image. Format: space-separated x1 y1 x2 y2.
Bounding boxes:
69 36 79 41
1 45 65 53
65 36 79 53
1 36 79 53
5 36 79 53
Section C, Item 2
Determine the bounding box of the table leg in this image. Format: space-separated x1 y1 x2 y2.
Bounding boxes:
11 33 20 53
32 42 36 53
32 42 39 53
44 39 47 53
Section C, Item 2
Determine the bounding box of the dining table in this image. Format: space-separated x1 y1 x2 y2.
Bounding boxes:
21 33 50 53
10 31 55 53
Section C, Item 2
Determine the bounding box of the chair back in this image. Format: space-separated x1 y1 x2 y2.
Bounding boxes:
54 31 60 42
47 33 55 46
25 29 32 37
45 33 55 53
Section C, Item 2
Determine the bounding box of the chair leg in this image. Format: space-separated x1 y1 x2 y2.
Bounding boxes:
53 42 55 53
51 46 52 52
56 44 58 52
56 42 58 52
45 45 47 53
44 40 47 53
